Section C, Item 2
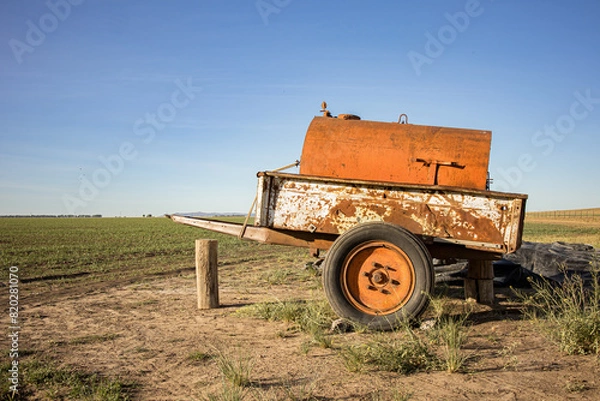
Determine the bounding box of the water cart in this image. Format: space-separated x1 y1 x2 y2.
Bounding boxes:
169 105 527 329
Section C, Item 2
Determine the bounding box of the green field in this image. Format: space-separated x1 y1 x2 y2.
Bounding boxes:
1 216 598 285
524 213 600 248
0 217 306 286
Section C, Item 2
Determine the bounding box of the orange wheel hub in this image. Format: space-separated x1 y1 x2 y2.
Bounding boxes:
340 240 415 315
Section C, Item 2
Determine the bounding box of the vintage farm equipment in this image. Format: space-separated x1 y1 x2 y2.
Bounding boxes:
170 105 527 329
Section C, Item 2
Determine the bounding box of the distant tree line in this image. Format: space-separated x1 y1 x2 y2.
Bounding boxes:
0 215 103 218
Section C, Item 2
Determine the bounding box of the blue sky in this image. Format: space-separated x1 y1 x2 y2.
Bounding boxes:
1 0 599 216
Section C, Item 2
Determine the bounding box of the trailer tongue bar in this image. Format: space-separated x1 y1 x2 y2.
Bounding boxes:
167 213 338 250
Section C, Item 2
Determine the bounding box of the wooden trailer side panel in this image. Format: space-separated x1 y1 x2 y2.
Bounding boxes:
256 173 526 254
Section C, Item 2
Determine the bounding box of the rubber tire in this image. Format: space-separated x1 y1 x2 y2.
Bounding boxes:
323 222 433 331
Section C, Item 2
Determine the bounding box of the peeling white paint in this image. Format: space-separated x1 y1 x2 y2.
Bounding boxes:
256 173 526 253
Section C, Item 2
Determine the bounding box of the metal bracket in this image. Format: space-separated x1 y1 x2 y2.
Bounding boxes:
415 158 465 185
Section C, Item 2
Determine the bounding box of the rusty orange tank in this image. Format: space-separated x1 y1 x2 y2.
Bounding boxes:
299 115 491 190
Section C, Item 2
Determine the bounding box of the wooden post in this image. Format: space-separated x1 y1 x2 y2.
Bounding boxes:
464 259 494 304
195 239 219 309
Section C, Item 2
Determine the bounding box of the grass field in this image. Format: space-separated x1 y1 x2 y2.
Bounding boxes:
1 213 598 285
0 217 306 286
1 216 311 400
1 214 599 400
524 208 600 248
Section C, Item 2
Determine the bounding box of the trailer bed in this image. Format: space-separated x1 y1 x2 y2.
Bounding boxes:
172 172 526 258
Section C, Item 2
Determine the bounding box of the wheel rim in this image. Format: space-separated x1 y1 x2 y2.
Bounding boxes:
340 240 416 315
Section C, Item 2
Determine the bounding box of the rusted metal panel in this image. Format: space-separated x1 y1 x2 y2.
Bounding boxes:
256 173 526 254
299 117 491 190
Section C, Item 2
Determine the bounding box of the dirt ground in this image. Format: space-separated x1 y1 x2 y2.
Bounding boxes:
17 257 600 401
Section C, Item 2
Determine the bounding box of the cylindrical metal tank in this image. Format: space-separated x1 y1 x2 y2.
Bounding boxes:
299 116 491 190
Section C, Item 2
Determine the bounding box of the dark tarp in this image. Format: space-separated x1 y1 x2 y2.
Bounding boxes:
434 241 599 287
503 241 599 285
